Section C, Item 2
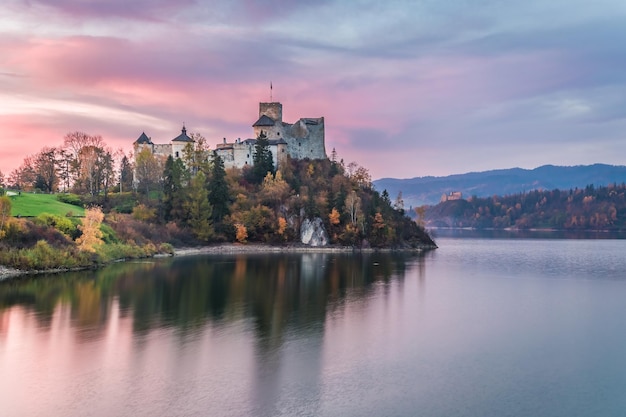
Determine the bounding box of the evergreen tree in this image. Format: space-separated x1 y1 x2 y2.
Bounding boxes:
252 131 274 183
118 154 134 193
208 151 230 222
162 156 187 222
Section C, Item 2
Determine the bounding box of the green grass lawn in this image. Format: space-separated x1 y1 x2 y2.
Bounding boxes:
7 192 85 217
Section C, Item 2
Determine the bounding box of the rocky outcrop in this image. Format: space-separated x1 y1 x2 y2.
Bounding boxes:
300 217 329 246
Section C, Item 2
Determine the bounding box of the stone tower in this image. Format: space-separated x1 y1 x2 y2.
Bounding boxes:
259 102 283 122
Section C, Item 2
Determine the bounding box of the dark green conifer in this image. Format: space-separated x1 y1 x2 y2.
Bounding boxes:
252 131 274 183
208 151 230 222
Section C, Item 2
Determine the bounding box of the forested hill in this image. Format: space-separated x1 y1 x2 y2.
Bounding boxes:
374 164 626 207
423 183 626 230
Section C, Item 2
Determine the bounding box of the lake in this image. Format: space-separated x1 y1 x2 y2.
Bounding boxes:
2 235 626 416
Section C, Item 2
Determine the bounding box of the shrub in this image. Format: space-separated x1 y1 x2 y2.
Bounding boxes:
132 204 157 222
35 213 77 237
158 242 174 255
99 223 120 244
2 218 72 249
57 193 84 207
108 192 136 214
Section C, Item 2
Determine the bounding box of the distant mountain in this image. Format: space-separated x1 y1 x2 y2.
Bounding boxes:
373 164 626 208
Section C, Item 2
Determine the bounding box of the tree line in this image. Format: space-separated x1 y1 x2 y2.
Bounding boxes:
1 132 133 196
424 184 626 230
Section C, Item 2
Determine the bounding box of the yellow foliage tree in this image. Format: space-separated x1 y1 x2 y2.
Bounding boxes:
329 207 340 225
76 206 104 252
132 204 157 222
277 217 287 236
235 223 248 243
261 170 290 210
0 196 11 239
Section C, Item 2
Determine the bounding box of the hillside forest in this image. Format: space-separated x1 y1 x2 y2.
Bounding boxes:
0 131 435 271
423 184 626 230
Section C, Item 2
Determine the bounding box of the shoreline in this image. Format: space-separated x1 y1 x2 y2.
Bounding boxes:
0 243 435 282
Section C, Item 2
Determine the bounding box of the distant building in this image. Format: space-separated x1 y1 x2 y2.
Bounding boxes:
440 191 463 203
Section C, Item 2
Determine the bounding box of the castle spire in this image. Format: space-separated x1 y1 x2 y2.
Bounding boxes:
270 81 273 102
182 122 186 135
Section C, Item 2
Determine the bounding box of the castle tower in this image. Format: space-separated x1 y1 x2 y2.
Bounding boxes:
254 102 285 140
171 124 194 159
259 102 282 122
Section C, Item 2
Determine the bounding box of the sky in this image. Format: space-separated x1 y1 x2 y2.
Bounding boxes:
1 0 626 180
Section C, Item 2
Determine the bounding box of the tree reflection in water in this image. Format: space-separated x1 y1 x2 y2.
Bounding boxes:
0 252 428 341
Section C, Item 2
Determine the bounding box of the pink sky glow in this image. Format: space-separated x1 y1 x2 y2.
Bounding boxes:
1 0 626 180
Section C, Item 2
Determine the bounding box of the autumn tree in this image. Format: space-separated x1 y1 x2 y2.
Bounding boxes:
185 171 213 241
345 190 362 227
76 206 104 252
260 170 290 211
0 196 11 239
32 147 59 192
371 212 386 246
62 132 104 190
277 217 288 238
10 156 36 190
183 133 211 176
235 223 248 243
134 147 163 194
346 162 372 189
329 208 341 226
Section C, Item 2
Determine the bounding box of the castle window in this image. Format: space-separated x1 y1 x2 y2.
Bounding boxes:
277 132 280 136
175 151 179 158
299 142 301 147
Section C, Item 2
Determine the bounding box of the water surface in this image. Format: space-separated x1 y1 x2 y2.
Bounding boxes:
2 238 626 416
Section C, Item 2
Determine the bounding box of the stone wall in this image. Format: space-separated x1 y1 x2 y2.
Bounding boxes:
153 144 172 158
283 117 326 160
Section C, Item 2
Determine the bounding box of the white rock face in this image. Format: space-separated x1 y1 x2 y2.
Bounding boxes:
300 217 329 247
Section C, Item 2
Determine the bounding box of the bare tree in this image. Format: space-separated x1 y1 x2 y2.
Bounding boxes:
63 131 104 190
10 156 36 190
344 190 362 227
33 147 58 193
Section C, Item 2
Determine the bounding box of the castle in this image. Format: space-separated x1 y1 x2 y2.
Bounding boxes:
133 125 194 161
133 101 327 169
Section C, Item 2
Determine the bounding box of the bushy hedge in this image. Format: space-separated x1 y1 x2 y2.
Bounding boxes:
56 193 84 207
0 241 93 270
0 215 178 271
34 213 79 238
